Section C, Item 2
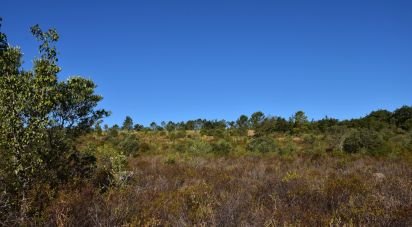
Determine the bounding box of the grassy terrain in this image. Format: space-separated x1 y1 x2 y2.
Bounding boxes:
37 131 412 226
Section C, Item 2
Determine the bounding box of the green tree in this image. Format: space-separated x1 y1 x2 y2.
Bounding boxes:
236 114 249 136
165 121 176 132
122 116 134 131
95 120 103 135
392 106 412 131
150 122 158 131
316 116 339 133
250 111 265 129
291 111 309 134
0 22 108 218
134 123 144 131
363 110 392 131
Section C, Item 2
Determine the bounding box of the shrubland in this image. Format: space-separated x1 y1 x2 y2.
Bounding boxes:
1 20 412 226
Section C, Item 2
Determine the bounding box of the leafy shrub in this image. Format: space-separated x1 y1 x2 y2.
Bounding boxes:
386 134 412 154
118 134 139 156
342 129 384 154
164 154 177 164
211 139 232 155
139 142 151 153
302 133 317 145
107 127 119 138
201 129 225 138
188 139 213 153
172 140 188 152
95 144 127 174
247 136 277 153
169 130 187 140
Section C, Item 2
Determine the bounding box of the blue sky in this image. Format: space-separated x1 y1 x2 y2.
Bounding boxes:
2 0 412 126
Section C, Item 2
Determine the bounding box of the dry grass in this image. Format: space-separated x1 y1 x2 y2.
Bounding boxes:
44 153 412 226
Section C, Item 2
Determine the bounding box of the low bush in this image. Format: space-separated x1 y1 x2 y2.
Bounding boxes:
211 139 232 155
188 139 213 153
118 134 140 156
139 142 151 153
342 129 384 154
247 136 277 153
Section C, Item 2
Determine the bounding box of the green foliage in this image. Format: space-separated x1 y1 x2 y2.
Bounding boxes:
235 115 249 136
150 122 160 131
169 130 186 140
199 120 227 137
247 136 277 153
250 111 265 129
95 144 127 176
200 128 225 138
139 142 151 153
255 116 290 136
133 123 144 131
164 154 177 164
278 136 299 155
342 129 384 154
0 21 107 218
315 116 339 133
211 139 232 155
122 116 133 131
291 111 309 134
392 106 412 131
2 16 412 227
364 109 392 131
165 121 177 132
0 18 7 51
107 126 119 138
118 134 140 156
188 139 213 153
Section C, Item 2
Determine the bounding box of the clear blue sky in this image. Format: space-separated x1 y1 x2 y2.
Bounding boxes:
2 0 412 126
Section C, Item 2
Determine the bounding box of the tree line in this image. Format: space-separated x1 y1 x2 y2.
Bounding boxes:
114 106 412 136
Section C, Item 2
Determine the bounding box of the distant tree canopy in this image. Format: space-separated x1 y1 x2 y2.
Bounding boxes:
0 20 108 215
250 111 265 129
392 106 412 131
115 105 412 138
122 116 134 131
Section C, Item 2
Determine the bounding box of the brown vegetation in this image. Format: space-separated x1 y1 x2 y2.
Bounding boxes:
42 150 412 226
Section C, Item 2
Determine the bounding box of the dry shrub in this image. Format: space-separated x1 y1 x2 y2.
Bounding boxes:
26 152 412 226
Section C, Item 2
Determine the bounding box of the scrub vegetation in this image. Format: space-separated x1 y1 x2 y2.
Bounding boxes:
1 21 412 226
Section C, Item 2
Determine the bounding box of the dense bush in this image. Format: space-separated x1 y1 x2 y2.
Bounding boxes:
168 130 186 140
188 139 213 153
211 139 232 155
392 106 412 131
138 142 151 153
342 129 384 154
247 136 277 153
118 134 140 156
